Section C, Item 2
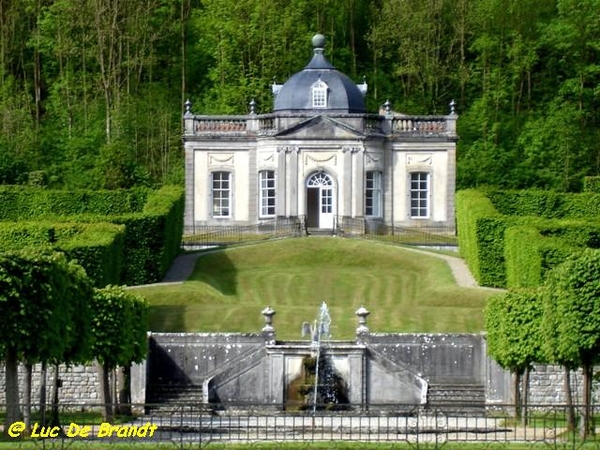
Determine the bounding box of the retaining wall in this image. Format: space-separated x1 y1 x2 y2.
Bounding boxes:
0 333 598 407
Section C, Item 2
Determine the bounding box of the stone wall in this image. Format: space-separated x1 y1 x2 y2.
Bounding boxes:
363 333 484 384
148 332 266 385
1 333 598 408
0 363 100 406
527 365 599 405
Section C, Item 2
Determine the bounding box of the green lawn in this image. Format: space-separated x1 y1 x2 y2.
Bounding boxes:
135 237 496 339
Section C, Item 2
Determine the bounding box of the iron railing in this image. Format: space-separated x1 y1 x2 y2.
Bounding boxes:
2 403 600 449
183 216 456 249
182 217 305 247
334 216 457 247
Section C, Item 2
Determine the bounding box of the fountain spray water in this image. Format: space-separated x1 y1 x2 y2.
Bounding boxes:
311 301 331 415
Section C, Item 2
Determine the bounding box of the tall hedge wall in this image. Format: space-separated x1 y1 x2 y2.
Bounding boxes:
456 189 508 287
0 222 125 287
0 186 148 220
58 223 126 287
504 225 577 289
458 188 600 289
0 185 184 286
486 189 600 219
110 186 184 285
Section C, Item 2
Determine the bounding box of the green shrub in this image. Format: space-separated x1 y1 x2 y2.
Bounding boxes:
0 222 125 287
504 225 577 289
0 185 183 286
487 189 600 219
584 176 600 193
57 223 126 287
0 186 148 220
0 222 56 250
458 188 600 289
456 189 508 287
110 185 184 285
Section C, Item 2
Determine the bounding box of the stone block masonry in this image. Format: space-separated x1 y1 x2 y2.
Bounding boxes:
0 363 100 408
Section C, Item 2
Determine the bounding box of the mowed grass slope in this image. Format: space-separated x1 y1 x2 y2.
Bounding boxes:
136 237 495 339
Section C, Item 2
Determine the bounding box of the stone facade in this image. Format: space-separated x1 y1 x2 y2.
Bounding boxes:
183 35 457 233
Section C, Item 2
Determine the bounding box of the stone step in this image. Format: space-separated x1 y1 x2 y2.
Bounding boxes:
146 384 204 405
426 384 486 416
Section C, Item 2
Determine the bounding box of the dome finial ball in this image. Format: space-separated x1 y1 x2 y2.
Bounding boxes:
312 34 326 49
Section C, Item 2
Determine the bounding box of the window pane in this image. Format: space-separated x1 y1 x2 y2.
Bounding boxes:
410 172 429 218
212 172 231 217
365 171 382 217
259 170 276 217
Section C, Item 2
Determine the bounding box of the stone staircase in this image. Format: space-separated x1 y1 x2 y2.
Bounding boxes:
145 383 206 414
426 383 486 416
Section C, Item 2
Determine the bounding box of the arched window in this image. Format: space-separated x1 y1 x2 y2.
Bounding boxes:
211 171 231 217
312 80 328 108
365 171 382 217
259 170 276 218
410 172 430 218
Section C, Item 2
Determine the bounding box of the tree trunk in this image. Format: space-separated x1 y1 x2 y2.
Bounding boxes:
521 366 530 426
98 362 114 421
118 366 131 415
4 347 21 429
564 366 576 431
39 361 48 425
580 362 593 440
513 370 522 420
50 363 61 428
23 363 32 431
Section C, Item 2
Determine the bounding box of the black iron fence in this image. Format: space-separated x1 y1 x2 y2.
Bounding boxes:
182 217 305 247
183 216 457 249
335 217 457 247
2 403 600 449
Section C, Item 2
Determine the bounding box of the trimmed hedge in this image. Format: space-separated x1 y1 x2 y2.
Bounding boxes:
57 223 126 288
0 185 184 286
487 189 600 219
110 186 184 285
0 222 57 250
456 189 508 287
458 188 600 289
0 222 125 287
0 186 148 220
504 225 577 289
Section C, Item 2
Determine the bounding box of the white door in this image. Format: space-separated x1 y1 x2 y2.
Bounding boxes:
307 172 335 229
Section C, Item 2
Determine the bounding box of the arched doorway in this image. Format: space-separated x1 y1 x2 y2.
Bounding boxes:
306 171 335 229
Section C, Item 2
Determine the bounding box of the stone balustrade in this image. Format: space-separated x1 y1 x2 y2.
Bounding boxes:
183 113 457 137
191 116 248 134
391 116 453 134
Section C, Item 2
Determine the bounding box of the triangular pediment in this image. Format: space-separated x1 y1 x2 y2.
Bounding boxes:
274 115 365 139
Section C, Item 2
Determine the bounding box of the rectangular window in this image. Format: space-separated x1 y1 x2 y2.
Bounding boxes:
365 171 382 217
312 81 327 108
259 170 276 217
410 172 430 218
212 171 231 217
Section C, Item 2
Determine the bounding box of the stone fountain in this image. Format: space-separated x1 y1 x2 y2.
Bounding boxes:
141 305 488 412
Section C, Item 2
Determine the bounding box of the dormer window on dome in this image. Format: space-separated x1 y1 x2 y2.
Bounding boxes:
312 79 328 108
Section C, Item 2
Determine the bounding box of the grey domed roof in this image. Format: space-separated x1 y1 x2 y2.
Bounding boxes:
273 34 367 114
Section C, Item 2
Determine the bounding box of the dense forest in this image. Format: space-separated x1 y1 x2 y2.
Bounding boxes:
0 0 599 192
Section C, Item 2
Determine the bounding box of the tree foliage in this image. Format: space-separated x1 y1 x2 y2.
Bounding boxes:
542 249 600 438
90 285 149 420
485 289 544 374
0 0 599 191
0 248 93 429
